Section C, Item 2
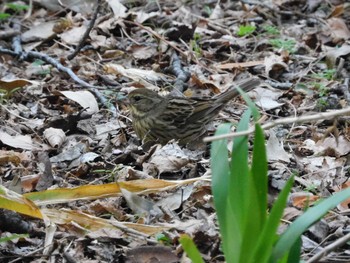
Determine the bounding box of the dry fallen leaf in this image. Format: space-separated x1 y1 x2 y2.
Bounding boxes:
216 60 264 70
264 53 288 78
289 192 320 209
148 143 190 174
253 87 284 110
266 130 291 162
21 21 56 42
125 246 178 263
325 43 350 67
121 188 163 222
327 17 350 43
60 25 88 45
43 127 66 148
0 78 33 92
0 131 41 150
334 182 350 211
59 90 99 114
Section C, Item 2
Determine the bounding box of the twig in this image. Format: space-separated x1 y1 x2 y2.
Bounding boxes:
165 53 190 95
11 19 24 60
23 0 33 20
122 19 214 73
240 0 327 24
8 245 46 263
0 47 117 116
0 104 29 120
67 0 101 60
204 107 350 142
0 30 21 39
341 78 350 105
2 18 116 116
307 232 350 263
123 20 187 57
180 6 232 34
335 57 345 79
120 26 142 45
265 79 293 90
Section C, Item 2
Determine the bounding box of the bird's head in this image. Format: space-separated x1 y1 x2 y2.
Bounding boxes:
128 89 163 117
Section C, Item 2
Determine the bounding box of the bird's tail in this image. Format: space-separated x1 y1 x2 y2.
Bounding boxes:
215 77 261 104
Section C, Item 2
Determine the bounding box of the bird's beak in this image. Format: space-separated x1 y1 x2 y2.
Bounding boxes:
124 97 130 106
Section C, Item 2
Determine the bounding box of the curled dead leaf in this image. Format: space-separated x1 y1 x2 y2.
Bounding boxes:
264 53 288 78
43 127 66 148
59 90 99 114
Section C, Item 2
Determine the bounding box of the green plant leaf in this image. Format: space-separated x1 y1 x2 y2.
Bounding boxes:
0 13 11 20
263 25 280 35
273 187 350 260
286 236 301 263
237 25 256 36
269 39 296 53
311 69 336 81
0 233 29 243
229 109 251 224
32 59 45 66
6 3 29 11
236 87 260 121
211 123 231 218
228 110 254 263
251 123 268 224
252 176 294 263
179 234 205 263
240 171 262 263
155 233 172 245
211 123 236 259
224 201 241 261
238 123 269 262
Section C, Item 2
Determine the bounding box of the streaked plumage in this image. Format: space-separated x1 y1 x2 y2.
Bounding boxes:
128 77 260 145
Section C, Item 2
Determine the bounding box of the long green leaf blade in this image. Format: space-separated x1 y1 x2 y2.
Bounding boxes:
241 124 268 263
251 124 268 225
287 236 301 263
229 110 254 263
211 123 238 260
229 109 251 224
237 87 260 121
179 234 205 263
252 176 294 263
273 187 350 260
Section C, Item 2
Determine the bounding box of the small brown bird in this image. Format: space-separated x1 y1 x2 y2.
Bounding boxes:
128 77 260 145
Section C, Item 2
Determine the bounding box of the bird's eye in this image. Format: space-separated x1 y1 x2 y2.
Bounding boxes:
133 95 142 102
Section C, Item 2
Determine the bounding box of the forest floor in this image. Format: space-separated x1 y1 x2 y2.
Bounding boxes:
0 0 350 262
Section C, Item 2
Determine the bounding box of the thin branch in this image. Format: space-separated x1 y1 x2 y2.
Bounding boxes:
166 53 190 95
11 19 24 60
67 0 102 60
204 107 350 142
307 232 350 263
123 20 187 57
0 47 117 116
0 29 21 39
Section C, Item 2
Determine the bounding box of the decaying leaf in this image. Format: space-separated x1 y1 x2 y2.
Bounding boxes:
0 132 41 150
59 90 99 114
0 78 33 93
148 143 190 174
43 127 66 148
125 246 178 263
264 53 288 78
266 130 291 162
